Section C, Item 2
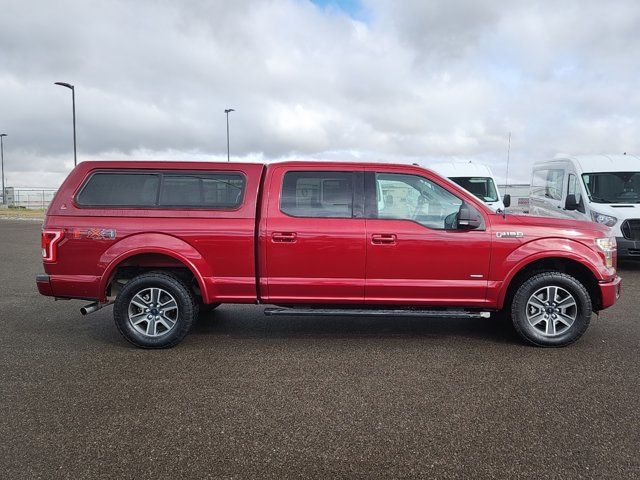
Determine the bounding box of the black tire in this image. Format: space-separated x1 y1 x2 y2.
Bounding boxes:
511 271 592 347
114 272 198 348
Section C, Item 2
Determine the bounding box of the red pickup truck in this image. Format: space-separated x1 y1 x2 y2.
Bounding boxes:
37 161 621 348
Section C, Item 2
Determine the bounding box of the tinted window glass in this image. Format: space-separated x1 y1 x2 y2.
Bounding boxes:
373 173 462 229
77 173 160 206
281 171 353 218
77 171 245 208
160 173 245 208
582 172 640 204
450 176 498 202
161 176 201 205
202 175 245 207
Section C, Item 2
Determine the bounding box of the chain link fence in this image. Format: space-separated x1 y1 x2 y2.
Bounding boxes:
2 187 58 210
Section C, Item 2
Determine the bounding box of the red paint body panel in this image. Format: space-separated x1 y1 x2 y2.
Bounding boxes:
260 164 366 303
39 160 621 314
43 161 262 303
364 218 491 305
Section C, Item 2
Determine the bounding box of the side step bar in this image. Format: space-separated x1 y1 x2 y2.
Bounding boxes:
264 307 491 319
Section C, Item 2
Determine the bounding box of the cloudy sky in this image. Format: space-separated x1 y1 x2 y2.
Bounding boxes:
1 0 639 188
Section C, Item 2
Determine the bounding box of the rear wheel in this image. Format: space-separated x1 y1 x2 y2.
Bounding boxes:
511 272 592 347
114 272 198 348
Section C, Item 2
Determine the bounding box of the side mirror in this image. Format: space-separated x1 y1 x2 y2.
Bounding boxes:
457 203 482 230
503 194 511 208
565 194 579 211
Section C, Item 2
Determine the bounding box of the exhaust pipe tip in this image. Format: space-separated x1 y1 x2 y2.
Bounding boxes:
80 303 98 315
80 300 113 316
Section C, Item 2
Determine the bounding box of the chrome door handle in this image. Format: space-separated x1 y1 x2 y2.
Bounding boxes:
272 232 297 243
371 234 396 245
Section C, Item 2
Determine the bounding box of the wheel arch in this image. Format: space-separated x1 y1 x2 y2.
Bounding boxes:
98 233 212 303
499 255 602 312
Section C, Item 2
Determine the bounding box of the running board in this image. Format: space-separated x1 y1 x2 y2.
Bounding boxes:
264 307 491 319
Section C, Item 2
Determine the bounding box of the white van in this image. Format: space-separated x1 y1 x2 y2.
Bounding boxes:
529 154 640 258
426 161 507 211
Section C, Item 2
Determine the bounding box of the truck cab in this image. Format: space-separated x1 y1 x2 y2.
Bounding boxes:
37 160 621 348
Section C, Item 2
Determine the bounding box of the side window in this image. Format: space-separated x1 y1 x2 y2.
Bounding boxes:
546 169 565 200
76 173 160 206
372 173 462 230
567 174 581 204
161 176 201 206
202 175 245 207
160 173 245 208
567 173 586 213
531 169 548 198
77 171 245 208
280 171 354 218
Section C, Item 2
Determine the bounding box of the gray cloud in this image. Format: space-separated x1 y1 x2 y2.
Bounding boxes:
0 0 639 188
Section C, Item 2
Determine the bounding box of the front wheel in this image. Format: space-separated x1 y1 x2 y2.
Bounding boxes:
511 272 592 347
114 272 198 348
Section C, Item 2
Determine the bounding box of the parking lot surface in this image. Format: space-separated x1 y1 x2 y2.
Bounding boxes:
1 219 639 479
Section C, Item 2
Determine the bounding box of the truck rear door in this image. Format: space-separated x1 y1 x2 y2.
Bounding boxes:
260 165 366 303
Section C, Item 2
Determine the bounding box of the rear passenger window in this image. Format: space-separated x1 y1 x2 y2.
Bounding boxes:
280 171 354 218
76 171 245 208
77 173 160 206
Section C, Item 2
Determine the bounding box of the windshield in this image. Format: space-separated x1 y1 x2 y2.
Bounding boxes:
449 177 499 203
582 172 640 204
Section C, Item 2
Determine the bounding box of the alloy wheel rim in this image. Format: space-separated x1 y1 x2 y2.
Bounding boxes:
526 285 577 337
128 287 179 337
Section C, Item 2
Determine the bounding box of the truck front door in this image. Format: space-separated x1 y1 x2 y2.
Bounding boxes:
261 166 366 303
364 169 491 306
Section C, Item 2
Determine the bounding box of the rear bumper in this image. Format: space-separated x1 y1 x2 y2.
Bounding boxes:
36 274 54 296
35 273 100 300
616 237 640 258
599 275 622 310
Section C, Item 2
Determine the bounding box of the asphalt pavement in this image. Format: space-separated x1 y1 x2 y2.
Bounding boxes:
1 219 638 479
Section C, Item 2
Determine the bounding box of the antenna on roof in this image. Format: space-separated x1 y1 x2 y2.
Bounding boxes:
501 132 512 219
505 132 511 193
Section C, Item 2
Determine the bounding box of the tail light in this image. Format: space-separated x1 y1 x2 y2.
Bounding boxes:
42 229 64 262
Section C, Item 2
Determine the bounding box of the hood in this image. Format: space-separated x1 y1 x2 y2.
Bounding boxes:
507 214 612 237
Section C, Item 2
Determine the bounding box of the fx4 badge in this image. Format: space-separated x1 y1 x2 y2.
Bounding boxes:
496 231 524 238
72 228 117 240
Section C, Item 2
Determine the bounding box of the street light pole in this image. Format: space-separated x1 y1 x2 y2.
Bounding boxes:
54 82 77 167
224 108 235 162
0 134 6 205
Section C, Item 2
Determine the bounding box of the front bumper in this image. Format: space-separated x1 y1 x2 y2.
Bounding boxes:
616 237 640 258
599 275 622 310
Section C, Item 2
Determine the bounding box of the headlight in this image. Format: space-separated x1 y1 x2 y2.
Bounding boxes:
590 210 617 227
595 236 617 269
